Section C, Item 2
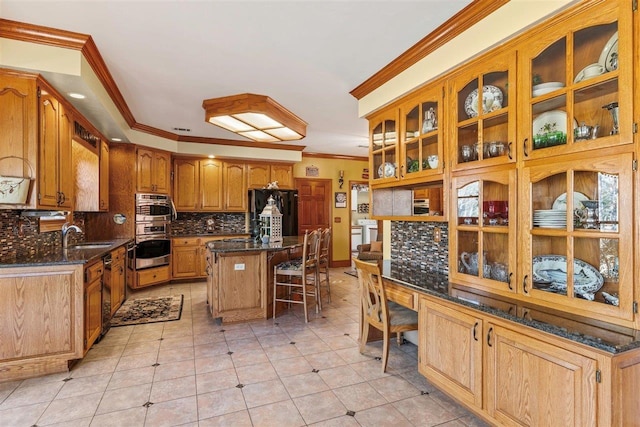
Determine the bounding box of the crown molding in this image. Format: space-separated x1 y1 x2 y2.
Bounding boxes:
302 152 367 162
350 0 508 100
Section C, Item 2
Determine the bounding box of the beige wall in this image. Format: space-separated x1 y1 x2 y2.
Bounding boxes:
293 157 368 264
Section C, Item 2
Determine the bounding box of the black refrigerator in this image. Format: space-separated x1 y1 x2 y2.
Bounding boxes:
249 189 299 238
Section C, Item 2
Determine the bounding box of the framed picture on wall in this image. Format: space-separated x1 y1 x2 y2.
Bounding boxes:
335 192 347 208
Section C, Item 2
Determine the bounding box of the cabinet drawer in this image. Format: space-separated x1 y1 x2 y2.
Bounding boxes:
85 261 104 284
111 246 126 262
137 265 171 287
172 237 200 247
386 282 416 310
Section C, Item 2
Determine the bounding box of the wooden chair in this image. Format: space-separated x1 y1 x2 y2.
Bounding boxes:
353 258 418 373
273 230 321 323
317 227 332 308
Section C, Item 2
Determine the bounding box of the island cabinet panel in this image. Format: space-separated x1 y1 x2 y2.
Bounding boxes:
485 324 597 427
418 298 483 409
0 264 84 382
210 251 266 323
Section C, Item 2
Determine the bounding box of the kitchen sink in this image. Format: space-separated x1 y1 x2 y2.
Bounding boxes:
67 242 113 250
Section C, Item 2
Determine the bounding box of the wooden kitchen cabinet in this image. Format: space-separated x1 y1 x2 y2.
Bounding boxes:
448 50 516 171
99 140 109 211
209 250 266 322
172 237 202 279
518 0 632 161
134 265 171 289
0 70 38 208
519 151 634 325
110 246 126 315
0 264 84 381
173 157 247 212
137 147 170 194
418 297 483 409
224 161 247 211
449 167 517 294
369 108 399 186
247 162 294 189
485 323 597 427
38 86 73 209
84 260 103 354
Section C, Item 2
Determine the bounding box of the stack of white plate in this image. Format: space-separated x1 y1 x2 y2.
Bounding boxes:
533 209 566 228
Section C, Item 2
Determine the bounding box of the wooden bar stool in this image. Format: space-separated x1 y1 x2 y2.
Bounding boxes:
273 230 321 323
317 227 332 308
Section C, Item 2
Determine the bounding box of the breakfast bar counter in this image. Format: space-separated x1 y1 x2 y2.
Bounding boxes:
205 236 304 323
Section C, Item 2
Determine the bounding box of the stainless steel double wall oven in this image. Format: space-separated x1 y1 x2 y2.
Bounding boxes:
134 193 174 270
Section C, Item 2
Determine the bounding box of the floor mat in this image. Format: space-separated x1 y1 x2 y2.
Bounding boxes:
111 295 183 327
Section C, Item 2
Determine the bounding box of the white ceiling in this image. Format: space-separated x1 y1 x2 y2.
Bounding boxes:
1 0 472 157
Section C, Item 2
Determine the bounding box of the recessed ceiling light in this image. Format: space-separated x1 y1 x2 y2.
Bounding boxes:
111 138 122 142
68 92 86 99
208 155 215 159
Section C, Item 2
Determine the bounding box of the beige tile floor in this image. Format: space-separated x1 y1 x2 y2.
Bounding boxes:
0 268 489 427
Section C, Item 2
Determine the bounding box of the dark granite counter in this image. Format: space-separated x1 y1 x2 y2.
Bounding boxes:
171 233 250 239
0 238 133 268
381 260 640 354
207 236 305 253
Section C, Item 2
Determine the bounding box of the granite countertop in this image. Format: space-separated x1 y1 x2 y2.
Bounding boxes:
207 236 305 253
171 233 250 239
0 238 133 268
381 260 640 354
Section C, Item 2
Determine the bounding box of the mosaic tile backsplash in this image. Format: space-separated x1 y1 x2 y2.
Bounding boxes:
390 221 449 277
0 210 86 261
171 212 246 235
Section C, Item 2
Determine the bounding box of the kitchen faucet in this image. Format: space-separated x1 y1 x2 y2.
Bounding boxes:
61 222 82 249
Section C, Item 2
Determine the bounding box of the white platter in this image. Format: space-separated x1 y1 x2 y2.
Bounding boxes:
532 82 564 97
598 31 618 72
552 191 589 210
377 162 396 178
532 255 604 300
464 85 503 118
533 110 577 137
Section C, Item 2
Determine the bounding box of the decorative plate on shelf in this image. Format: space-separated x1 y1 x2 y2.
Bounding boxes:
532 82 564 97
377 162 396 178
464 85 503 118
552 191 589 210
598 31 618 72
532 255 604 299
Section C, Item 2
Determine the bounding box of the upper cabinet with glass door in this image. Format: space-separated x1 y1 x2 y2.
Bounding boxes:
520 151 634 325
369 108 399 186
519 0 632 160
449 51 516 172
399 81 444 182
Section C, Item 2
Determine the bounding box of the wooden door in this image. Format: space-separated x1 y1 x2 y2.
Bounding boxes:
486 323 597 426
38 93 60 207
173 158 199 210
418 297 483 409
154 151 171 194
296 178 331 235
99 141 109 211
136 148 154 192
200 159 223 211
57 102 73 208
224 161 247 211
247 163 270 189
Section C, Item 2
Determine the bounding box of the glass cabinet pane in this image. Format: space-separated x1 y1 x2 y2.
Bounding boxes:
457 181 479 225
457 230 478 276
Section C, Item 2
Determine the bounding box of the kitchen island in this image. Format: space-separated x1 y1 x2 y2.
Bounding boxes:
206 236 304 323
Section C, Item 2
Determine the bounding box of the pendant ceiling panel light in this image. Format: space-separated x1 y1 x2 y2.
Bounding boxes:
203 93 307 142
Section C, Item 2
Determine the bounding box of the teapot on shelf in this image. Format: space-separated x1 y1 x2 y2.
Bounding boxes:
574 122 600 140
460 251 488 276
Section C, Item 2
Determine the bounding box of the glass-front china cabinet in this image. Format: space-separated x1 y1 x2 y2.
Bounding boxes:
449 51 517 171
519 1 632 160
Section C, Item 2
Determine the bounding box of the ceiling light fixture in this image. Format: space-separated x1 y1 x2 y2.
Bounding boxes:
111 138 122 142
68 92 86 99
202 93 306 142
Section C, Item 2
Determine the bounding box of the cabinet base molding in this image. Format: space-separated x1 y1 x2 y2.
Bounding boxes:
0 358 71 383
